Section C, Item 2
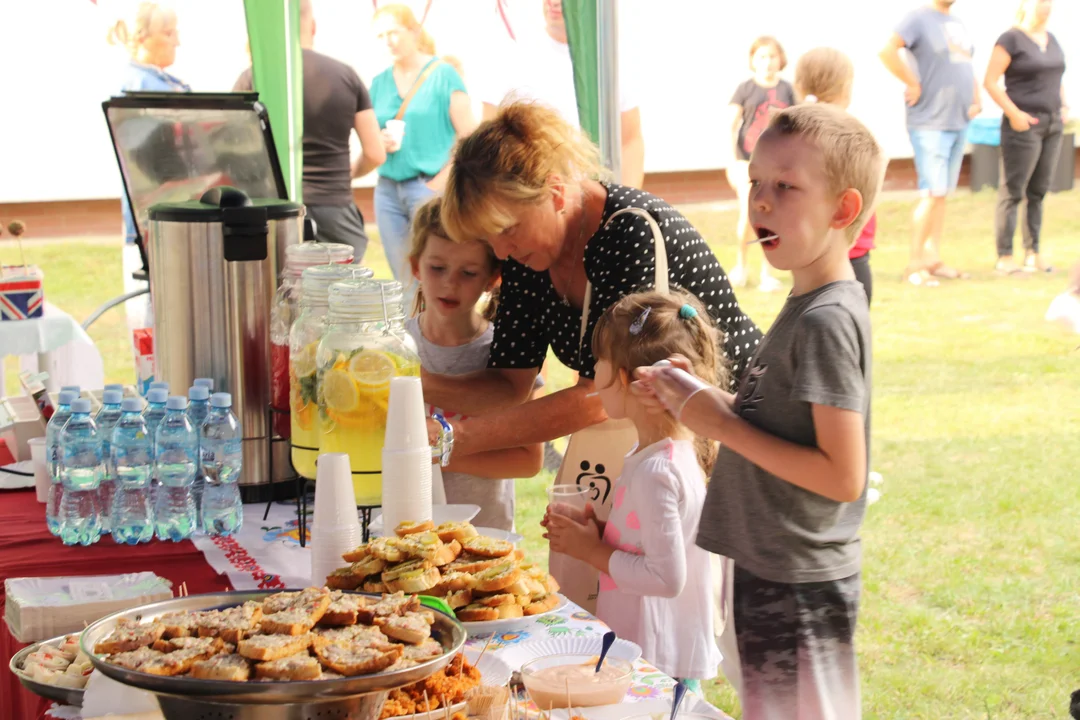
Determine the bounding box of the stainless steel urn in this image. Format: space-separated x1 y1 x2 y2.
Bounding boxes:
147 187 302 497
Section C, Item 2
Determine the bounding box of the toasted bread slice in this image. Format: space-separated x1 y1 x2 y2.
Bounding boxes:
431 539 463 567
462 536 514 559
141 644 220 676
398 531 447 562
313 642 402 677
197 602 264 644
94 620 166 655
341 542 371 563
374 612 433 645
475 593 516 608
430 571 475 596
312 624 397 652
444 554 501 575
260 588 331 635
496 603 524 620
369 537 408 563
523 593 561 616
158 611 202 639
237 633 312 662
190 653 251 682
434 521 479 544
402 638 444 663
446 588 473 610
472 560 522 593
456 604 499 622
254 653 323 681
394 520 435 537
325 566 364 591
262 591 301 614
361 577 388 594
319 591 372 627
152 636 225 655
384 566 441 594
381 558 433 584
106 646 165 671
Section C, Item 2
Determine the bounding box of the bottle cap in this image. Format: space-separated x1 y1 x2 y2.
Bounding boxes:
121 398 144 412
57 391 78 406
102 390 123 405
193 378 215 391
300 264 362 306
283 241 355 279
104 383 124 392
71 399 92 414
149 381 169 391
61 385 81 395
210 392 233 408
189 386 210 401
328 279 406 323
166 396 188 411
147 389 169 404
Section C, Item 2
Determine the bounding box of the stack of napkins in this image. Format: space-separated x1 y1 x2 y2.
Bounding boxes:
5 573 173 643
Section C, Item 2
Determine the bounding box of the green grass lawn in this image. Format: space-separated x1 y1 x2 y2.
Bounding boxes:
5 189 1079 718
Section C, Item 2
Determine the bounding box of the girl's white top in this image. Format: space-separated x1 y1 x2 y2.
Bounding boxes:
596 438 721 680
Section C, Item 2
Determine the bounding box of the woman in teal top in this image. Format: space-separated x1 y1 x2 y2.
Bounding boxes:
370 4 476 298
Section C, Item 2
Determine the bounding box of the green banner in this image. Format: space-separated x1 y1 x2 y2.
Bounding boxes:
242 0 304 203
563 0 599 145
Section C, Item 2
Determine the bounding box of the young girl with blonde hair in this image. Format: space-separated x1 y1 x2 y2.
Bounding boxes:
545 290 724 691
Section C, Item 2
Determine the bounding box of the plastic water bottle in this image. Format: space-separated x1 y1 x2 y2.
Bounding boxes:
143 388 168 506
45 391 78 536
154 396 198 541
60 385 81 396
193 378 215 391
187 386 211 524
149 381 169 392
111 398 155 544
200 392 244 536
94 390 124 534
58 399 104 546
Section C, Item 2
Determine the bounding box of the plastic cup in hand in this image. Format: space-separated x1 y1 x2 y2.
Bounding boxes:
384 377 428 452
547 485 593 523
29 437 48 503
385 119 405 148
313 453 361 530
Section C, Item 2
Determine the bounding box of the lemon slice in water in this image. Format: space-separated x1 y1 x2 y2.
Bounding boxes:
322 369 359 412
349 350 396 389
292 343 318 378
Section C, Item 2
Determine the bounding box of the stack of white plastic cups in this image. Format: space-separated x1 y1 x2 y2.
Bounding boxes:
380 377 433 535
309 452 363 587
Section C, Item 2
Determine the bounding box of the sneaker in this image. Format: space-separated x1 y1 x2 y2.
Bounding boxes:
869 471 883 487
757 273 783 293
728 265 748 288
867 488 882 506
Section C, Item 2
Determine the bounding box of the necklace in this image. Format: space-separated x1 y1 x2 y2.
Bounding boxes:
560 188 589 307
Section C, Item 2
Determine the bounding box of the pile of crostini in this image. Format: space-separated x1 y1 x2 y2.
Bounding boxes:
326 521 562 622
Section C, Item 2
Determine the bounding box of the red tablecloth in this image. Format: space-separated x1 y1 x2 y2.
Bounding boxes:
0 489 231 720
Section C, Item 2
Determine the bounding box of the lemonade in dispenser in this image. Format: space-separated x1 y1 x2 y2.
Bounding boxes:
317 279 420 505
288 264 364 479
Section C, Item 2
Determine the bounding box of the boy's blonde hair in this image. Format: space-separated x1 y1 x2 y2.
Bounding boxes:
407 197 500 320
761 104 885 242
794 47 854 107
441 101 608 244
592 291 727 475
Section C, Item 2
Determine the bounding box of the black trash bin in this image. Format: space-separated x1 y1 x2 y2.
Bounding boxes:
1051 132 1075 193
967 117 1002 192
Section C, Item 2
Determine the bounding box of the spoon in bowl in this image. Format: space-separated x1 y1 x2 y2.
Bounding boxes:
594 631 617 673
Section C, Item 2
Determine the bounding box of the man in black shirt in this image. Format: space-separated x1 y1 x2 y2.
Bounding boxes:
234 0 385 260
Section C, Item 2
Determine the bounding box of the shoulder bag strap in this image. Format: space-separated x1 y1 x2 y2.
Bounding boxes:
394 58 442 121
578 206 670 357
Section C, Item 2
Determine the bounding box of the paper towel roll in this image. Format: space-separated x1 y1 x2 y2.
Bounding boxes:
381 448 432 531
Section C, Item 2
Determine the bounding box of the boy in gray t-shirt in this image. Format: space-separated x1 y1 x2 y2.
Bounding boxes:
637 104 884 719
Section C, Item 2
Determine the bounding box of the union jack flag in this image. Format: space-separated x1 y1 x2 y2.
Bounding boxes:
0 278 44 321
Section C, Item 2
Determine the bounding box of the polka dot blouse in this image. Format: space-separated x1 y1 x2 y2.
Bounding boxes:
488 183 763 388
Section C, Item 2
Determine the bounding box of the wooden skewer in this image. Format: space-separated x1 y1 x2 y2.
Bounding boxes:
475 633 495 666
424 690 433 720
565 677 572 718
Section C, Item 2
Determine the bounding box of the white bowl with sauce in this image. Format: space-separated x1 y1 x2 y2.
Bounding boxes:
520 653 633 710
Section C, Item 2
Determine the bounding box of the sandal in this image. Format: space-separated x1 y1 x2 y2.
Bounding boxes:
927 263 971 280
995 259 1024 276
1023 255 1054 273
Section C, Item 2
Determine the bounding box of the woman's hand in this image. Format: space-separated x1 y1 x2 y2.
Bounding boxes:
1008 111 1039 132
381 128 402 154
544 513 602 560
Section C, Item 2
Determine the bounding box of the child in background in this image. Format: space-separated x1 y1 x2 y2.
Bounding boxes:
726 35 796 292
637 104 884 719
407 198 543 530
544 291 723 693
794 46 878 306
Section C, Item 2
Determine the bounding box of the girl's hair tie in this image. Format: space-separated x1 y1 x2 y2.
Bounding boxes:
805 94 819 103
678 304 698 320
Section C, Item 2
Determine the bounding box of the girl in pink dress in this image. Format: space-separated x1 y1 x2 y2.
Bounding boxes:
545 291 724 691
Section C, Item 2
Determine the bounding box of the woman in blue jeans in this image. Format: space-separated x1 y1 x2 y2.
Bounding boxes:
983 0 1068 274
370 4 476 299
